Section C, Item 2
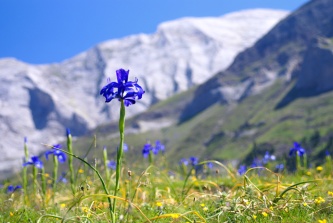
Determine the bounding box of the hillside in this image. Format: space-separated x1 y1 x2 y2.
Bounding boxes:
87 0 333 167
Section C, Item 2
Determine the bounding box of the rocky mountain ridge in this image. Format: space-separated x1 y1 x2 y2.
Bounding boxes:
0 9 288 178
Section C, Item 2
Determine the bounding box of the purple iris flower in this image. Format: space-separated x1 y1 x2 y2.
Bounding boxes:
289 142 306 157
189 157 199 166
100 69 145 106
179 158 189 166
263 151 276 164
251 158 263 168
123 143 128 152
142 143 152 158
45 144 67 163
155 140 165 153
108 160 117 170
325 150 330 157
57 172 67 183
66 128 71 136
7 185 22 193
238 165 247 175
23 156 43 169
275 163 284 172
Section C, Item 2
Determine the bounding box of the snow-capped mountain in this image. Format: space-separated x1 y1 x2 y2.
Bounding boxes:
0 9 287 178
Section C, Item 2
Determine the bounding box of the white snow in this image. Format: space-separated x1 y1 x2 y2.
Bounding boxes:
0 9 288 178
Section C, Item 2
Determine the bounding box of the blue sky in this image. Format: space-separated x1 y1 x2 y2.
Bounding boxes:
0 0 308 64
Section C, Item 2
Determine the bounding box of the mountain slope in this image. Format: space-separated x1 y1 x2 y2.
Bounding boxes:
88 0 333 166
0 9 287 179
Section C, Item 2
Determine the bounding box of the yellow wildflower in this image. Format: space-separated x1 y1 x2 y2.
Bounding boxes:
253 215 257 220
269 206 273 211
306 171 312 176
44 173 50 178
203 207 208 211
156 202 163 207
47 179 53 184
328 191 333 196
10 212 14 217
318 219 327 223
303 203 308 206
81 207 89 213
262 212 268 217
284 208 288 213
169 213 180 219
200 203 205 207
316 166 323 171
314 197 325 204
78 169 84 174
60 203 66 208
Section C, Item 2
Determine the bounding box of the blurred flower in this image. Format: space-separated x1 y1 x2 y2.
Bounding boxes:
155 140 165 153
7 185 22 193
45 144 66 163
238 165 247 175
207 162 214 169
108 160 117 170
78 169 84 174
289 142 306 157
189 157 198 166
57 172 67 183
156 201 163 207
251 158 262 168
179 158 189 166
23 156 43 169
100 69 145 106
328 191 333 196
275 163 284 172
263 151 276 164
142 143 152 158
314 197 325 204
66 128 71 136
318 219 327 223
325 150 330 157
169 214 180 219
316 166 323 171
123 143 128 152
262 211 268 217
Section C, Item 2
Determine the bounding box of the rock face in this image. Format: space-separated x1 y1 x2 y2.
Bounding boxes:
180 0 333 121
0 9 287 179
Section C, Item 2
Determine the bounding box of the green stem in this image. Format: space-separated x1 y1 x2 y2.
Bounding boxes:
33 166 38 201
66 129 76 196
113 100 126 221
23 138 29 205
41 167 46 207
52 155 59 204
103 147 110 187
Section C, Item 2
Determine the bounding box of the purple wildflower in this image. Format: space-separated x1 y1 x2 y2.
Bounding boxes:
289 142 306 157
45 144 66 163
23 156 43 169
7 185 22 193
238 165 247 175
179 158 189 166
189 157 199 166
108 160 117 170
100 69 145 106
142 143 152 158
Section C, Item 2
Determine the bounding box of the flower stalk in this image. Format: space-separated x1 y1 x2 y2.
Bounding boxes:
23 137 29 205
112 100 126 218
66 128 76 196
